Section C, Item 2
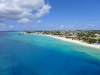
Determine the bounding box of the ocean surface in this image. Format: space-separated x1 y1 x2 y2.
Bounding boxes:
0 32 100 75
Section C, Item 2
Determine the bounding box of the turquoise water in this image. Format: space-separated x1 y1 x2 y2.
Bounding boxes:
0 32 100 75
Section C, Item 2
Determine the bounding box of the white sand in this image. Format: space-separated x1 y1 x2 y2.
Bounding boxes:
45 35 100 49
28 33 100 49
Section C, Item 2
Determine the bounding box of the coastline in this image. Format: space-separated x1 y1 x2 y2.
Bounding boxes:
24 32 100 49
42 34 100 49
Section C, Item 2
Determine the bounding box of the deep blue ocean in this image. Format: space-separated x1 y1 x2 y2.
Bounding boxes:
0 32 100 75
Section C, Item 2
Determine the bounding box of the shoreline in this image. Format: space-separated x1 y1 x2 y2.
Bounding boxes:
25 32 100 49
42 34 100 49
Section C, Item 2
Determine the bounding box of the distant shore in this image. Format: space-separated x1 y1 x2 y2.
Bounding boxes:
24 32 100 49
43 34 100 49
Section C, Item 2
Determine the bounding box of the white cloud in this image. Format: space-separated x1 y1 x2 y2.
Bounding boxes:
60 25 64 28
35 4 51 18
68 26 74 28
0 0 51 24
8 25 15 28
0 23 5 26
88 24 96 27
37 20 42 23
0 22 6 28
18 18 31 24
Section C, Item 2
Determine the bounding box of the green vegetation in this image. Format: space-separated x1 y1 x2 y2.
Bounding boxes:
25 31 33 34
25 30 100 44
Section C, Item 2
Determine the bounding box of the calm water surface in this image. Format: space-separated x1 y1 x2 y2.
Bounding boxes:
0 32 100 75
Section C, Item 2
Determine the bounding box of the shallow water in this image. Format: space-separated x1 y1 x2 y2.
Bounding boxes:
0 32 100 75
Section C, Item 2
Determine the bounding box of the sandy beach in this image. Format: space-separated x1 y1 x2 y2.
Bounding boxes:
27 33 100 49
44 35 100 49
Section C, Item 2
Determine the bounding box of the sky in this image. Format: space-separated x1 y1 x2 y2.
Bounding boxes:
0 0 100 31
